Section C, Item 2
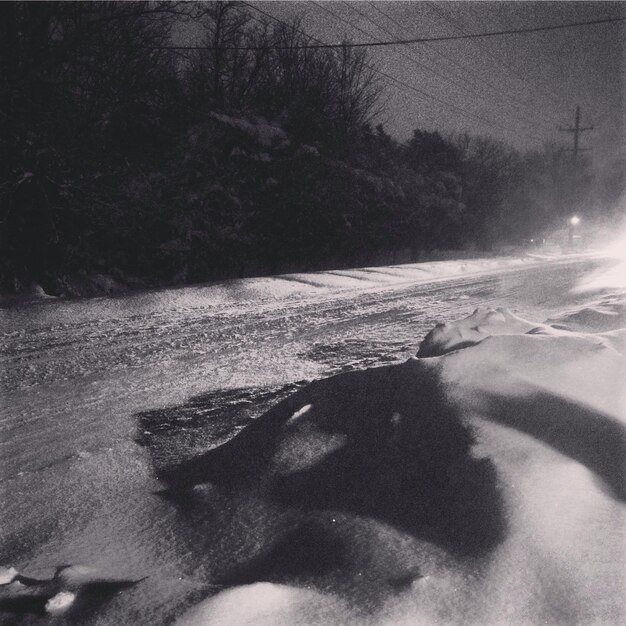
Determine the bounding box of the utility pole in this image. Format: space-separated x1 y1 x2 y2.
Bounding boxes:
558 106 594 163
558 107 593 245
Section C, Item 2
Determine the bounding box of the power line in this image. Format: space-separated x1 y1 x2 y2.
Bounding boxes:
239 2 453 128
345 1 556 135
369 1 561 129
242 1 560 144
426 2 574 115
249 0 546 141
312 1 547 142
348 1 484 95
132 14 625 51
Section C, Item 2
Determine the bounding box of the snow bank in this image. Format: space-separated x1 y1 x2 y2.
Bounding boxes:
128 251 604 313
1 251 601 319
278 251 598 294
174 296 625 625
548 297 626 332
417 307 547 357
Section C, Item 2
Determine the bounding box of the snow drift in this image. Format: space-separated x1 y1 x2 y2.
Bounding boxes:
173 306 626 625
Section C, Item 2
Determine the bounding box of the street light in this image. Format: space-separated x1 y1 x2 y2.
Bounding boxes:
570 216 581 226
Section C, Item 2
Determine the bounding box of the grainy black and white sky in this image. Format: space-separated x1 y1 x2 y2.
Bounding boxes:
245 1 624 162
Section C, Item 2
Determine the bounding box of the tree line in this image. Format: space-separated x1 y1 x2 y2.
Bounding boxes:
0 1 619 296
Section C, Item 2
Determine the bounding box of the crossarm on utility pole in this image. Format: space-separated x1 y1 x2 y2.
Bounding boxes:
558 105 594 162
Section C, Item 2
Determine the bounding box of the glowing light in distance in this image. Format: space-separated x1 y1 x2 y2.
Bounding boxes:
573 226 626 292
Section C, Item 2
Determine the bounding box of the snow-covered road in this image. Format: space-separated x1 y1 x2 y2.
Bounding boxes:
0 254 619 624
1 256 605 478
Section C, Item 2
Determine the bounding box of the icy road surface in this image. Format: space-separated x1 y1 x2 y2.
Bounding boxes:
0 254 611 624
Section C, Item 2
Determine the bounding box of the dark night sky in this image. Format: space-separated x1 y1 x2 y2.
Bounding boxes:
247 1 624 162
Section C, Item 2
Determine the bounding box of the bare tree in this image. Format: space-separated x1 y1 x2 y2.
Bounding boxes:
185 1 253 111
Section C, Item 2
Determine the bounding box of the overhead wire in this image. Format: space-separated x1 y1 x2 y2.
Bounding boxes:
119 0 622 142
240 1 447 128
368 1 562 129
425 2 576 115
343 1 556 137
311 1 548 142
125 12 625 50
237 1 620 146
